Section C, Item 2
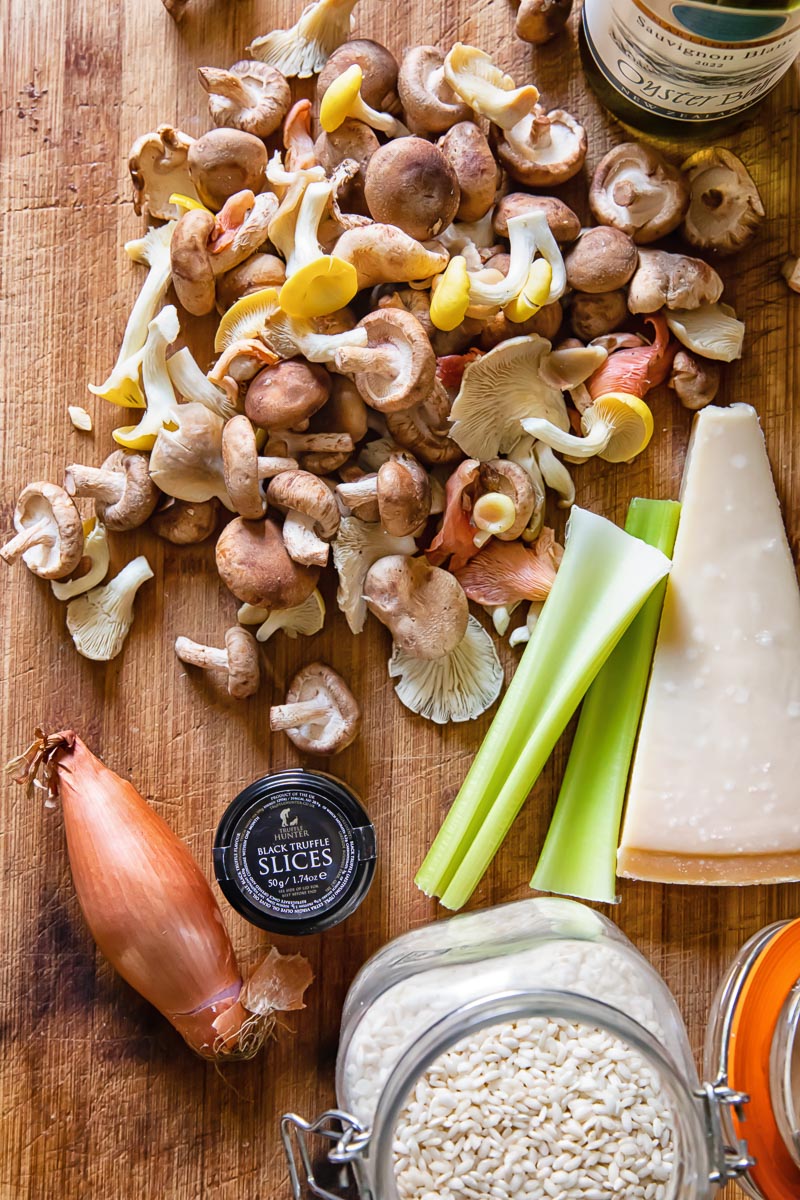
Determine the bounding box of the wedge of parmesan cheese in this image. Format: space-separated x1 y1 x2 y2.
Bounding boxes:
618 404 800 885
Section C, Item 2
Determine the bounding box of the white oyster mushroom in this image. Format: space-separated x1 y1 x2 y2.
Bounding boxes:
449 335 570 460
237 590 325 643
51 520 110 602
332 517 417 633
166 346 237 420
388 615 504 724
248 0 361 78
535 443 575 508
89 222 175 409
665 303 745 362
66 556 153 661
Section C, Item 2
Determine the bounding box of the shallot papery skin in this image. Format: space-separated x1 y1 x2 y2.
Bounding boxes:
587 315 675 402
8 730 311 1059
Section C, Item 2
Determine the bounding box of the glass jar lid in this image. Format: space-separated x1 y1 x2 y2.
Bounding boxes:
722 918 800 1199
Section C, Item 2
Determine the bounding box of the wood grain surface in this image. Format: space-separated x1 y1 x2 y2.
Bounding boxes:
1 1 798 1197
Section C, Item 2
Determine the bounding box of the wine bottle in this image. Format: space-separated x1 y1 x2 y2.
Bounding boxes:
580 0 800 137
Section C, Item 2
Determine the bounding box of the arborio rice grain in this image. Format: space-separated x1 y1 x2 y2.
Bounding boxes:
392 1017 675 1200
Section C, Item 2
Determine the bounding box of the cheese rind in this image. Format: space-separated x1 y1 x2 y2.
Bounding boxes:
618 404 800 885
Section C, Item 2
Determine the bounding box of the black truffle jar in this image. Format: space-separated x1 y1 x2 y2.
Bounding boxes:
213 769 377 935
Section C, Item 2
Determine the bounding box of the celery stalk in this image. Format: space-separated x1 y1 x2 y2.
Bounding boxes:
415 507 672 907
530 499 681 905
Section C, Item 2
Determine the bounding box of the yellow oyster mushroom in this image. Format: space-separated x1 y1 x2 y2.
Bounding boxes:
504 257 552 323
429 256 470 332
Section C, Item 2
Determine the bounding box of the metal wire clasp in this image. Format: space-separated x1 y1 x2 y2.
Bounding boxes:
695 1080 753 1184
281 1109 372 1200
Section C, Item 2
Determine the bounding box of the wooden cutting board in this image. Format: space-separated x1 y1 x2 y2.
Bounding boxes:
1 1 798 1196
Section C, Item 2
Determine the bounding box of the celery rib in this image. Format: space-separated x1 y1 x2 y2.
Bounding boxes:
415 506 673 908
530 499 680 904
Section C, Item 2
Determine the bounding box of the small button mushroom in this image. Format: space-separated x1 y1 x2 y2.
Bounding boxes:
681 146 765 256
569 291 628 341
317 39 399 112
197 61 291 139
564 227 638 294
627 248 723 314
476 460 536 544
188 128 268 212
175 626 260 698
0 482 84 580
216 516 320 606
333 224 449 289
216 252 287 312
128 125 199 221
337 452 431 537
267 469 341 567
334 310 436 412
270 662 361 756
668 349 721 411
364 138 460 242
170 208 217 317
438 123 499 223
314 120 380 211
245 359 332 430
515 0 573 43
493 194 581 244
397 46 470 136
150 497 220 544
590 142 689 244
64 451 160 532
364 554 469 660
385 379 462 465
222 414 298 520
493 106 587 188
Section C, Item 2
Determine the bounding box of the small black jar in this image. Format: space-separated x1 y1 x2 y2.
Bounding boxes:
213 769 376 935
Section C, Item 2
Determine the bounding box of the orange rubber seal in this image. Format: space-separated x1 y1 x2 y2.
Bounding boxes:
729 918 800 1200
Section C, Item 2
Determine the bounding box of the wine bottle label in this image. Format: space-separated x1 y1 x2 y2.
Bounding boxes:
583 0 800 122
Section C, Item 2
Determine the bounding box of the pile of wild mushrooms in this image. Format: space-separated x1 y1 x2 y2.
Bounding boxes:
3 0 767 735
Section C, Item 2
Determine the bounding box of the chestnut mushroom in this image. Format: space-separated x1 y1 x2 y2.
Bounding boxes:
270 662 361 755
317 40 399 112
363 554 469 660
336 451 431 537
267 470 341 567
314 120 380 211
170 208 217 316
590 142 689 244
216 253 287 312
175 626 260 698
564 227 638 294
222 414 297 519
681 147 765 255
397 46 470 135
0 482 84 580
493 194 581 244
333 310 436 412
216 516 320 607
197 61 291 139
64 450 160 532
569 291 628 341
492 107 587 188
474 459 536 545
245 359 331 430
150 497 220 544
304 375 368 473
384 379 462 465
438 123 499 223
364 137 460 242
668 350 721 411
627 248 723 313
515 0 573 43
188 128 267 211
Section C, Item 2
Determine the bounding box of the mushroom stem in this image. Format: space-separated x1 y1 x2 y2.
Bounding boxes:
197 67 251 108
174 637 229 671
272 432 355 455
528 111 552 148
612 178 660 210
336 476 378 507
270 695 331 731
64 464 125 505
0 517 51 564
334 345 396 376
257 456 298 480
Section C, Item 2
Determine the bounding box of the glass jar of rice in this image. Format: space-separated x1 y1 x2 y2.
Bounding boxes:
282 898 752 1200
